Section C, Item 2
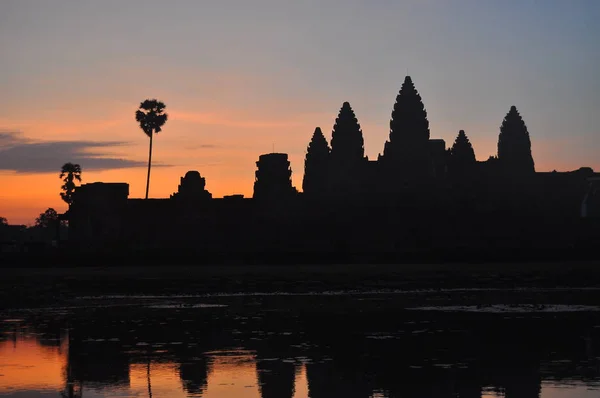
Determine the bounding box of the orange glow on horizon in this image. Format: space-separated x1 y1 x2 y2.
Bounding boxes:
1 144 592 226
1 105 597 225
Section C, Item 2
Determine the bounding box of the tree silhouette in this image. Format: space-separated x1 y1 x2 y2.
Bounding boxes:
303 127 330 196
381 76 432 178
135 99 168 199
498 105 535 174
35 208 59 228
0 217 7 226
330 102 365 166
59 163 82 207
448 130 476 173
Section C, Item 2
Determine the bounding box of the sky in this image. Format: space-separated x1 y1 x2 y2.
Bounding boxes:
1 0 599 225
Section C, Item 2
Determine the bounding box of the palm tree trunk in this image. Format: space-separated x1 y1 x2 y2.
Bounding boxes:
145 132 153 199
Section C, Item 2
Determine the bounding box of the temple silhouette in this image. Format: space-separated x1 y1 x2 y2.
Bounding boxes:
67 76 600 255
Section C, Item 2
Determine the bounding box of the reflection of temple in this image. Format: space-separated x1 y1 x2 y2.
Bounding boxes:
67 75 600 252
256 359 298 398
502 366 542 398
179 357 211 396
306 361 373 398
66 329 131 389
5 305 599 398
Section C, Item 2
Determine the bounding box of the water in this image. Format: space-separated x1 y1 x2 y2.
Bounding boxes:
1 293 599 397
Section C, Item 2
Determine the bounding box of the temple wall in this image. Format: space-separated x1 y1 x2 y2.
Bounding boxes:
67 166 599 253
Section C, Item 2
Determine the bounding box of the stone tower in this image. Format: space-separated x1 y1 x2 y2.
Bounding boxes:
253 153 297 201
380 76 434 183
498 105 535 175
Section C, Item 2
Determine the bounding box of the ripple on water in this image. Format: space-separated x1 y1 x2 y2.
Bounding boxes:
406 304 600 313
146 304 228 309
366 334 395 340
74 287 600 300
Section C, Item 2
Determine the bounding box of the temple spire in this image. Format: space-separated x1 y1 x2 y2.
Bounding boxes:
381 76 433 180
330 101 365 165
329 102 367 196
497 105 535 175
303 127 331 196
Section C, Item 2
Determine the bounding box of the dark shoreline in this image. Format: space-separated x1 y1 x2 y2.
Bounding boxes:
1 245 599 267
2 256 600 311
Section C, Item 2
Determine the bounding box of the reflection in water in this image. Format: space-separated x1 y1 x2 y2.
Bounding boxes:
179 357 210 396
0 331 67 393
1 296 600 398
256 358 297 398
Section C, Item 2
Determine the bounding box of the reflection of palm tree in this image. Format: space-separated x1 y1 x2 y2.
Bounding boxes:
61 329 83 398
61 344 72 398
135 99 168 199
147 360 152 398
60 384 76 398
61 361 83 398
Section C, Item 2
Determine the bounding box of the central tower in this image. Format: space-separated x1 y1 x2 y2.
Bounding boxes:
379 76 434 186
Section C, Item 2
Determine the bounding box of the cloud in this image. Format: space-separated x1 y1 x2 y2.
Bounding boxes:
184 144 219 150
0 131 170 173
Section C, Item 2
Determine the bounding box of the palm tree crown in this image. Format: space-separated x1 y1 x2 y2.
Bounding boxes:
136 99 168 199
59 162 82 206
136 99 168 137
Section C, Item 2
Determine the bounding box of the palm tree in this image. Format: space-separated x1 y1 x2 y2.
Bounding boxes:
59 163 82 207
135 99 168 199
